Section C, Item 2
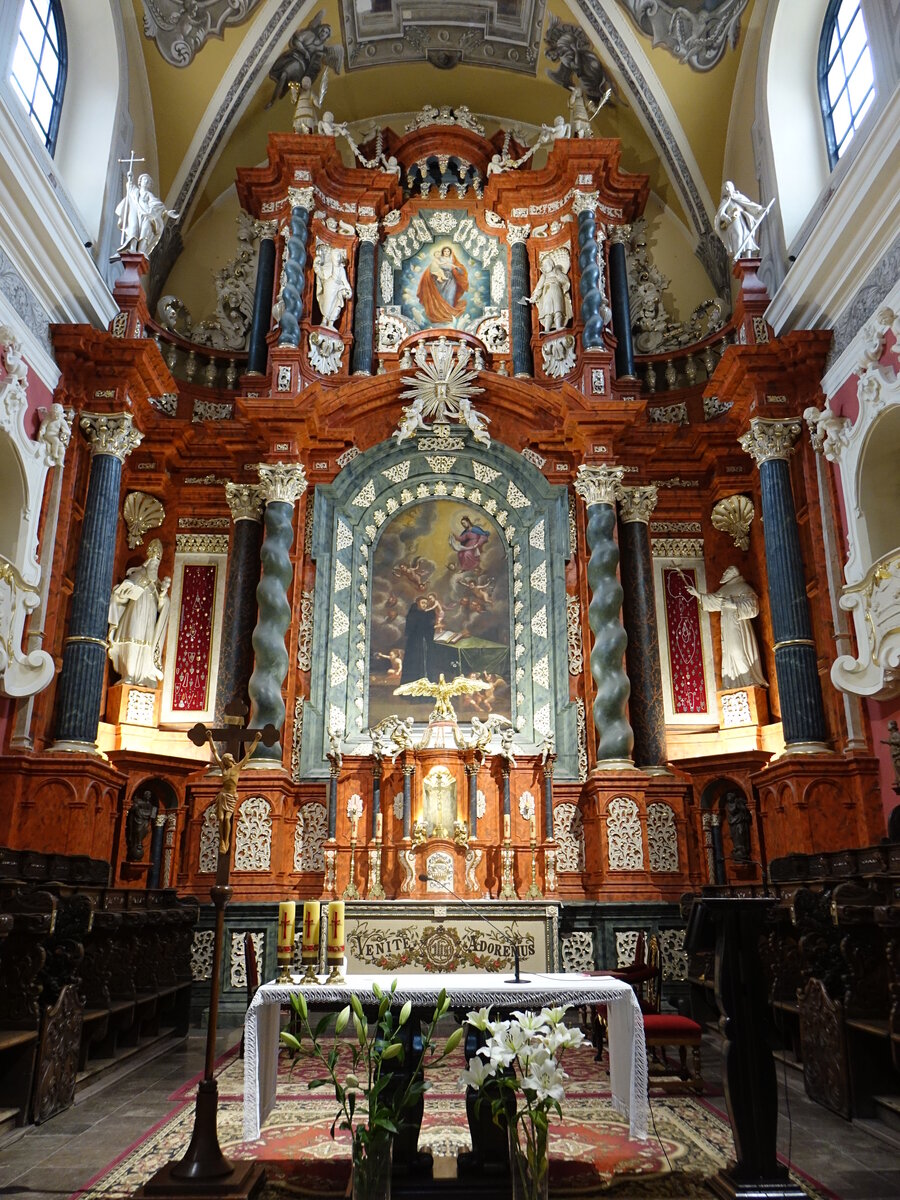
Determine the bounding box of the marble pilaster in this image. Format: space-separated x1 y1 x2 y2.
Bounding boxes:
574 463 634 769
214 483 264 724
247 463 307 763
739 419 829 751
351 223 378 375
618 486 668 770
52 413 142 751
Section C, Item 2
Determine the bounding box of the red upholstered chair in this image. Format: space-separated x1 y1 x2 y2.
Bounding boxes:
589 932 658 1059
641 934 703 1091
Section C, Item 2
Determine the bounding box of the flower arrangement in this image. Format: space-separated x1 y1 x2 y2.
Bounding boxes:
281 983 463 1200
460 1004 586 1200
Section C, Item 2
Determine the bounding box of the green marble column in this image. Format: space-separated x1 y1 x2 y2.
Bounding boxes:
574 464 634 769
247 462 307 763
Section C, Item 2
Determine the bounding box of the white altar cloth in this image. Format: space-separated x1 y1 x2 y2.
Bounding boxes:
243 972 648 1142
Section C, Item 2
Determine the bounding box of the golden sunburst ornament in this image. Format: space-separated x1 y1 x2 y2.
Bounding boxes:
393 336 491 446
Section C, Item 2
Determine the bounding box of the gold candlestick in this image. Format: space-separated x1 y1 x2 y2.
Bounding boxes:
524 835 542 899
343 827 361 900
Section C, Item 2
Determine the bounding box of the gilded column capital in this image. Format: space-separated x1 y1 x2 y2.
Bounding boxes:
507 224 531 245
356 223 379 243
571 190 599 216
256 461 307 506
79 411 142 461
287 186 315 211
574 463 625 507
224 481 264 522
607 223 632 246
618 485 658 524
739 417 802 466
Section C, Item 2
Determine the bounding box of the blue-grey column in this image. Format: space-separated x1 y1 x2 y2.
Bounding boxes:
608 227 635 380
402 761 414 839
277 192 312 348
577 198 609 351
327 761 339 839
574 464 634 769
247 237 276 375
247 463 307 762
371 759 382 839
147 812 166 888
740 419 829 750
52 413 142 750
509 227 533 377
542 755 555 841
351 223 378 375
618 486 668 770
466 760 478 839
501 764 511 818
214 483 263 724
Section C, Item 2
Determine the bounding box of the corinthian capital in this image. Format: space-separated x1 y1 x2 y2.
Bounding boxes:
738 417 802 466
507 225 530 245
256 461 307 506
287 186 315 212
607 223 632 246
618 485 658 524
574 463 625 507
224 482 264 522
80 412 142 461
356 223 379 243
571 190 599 216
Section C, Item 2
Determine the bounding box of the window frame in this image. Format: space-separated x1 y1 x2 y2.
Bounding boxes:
9 0 68 157
817 0 875 169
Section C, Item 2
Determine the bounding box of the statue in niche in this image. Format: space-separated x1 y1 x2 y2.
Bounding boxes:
715 181 771 261
681 566 767 690
125 789 155 861
107 540 171 689
313 243 352 328
114 171 178 258
422 766 457 838
723 790 752 863
520 251 573 333
417 245 469 325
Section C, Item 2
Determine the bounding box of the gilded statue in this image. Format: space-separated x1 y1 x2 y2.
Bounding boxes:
394 672 489 724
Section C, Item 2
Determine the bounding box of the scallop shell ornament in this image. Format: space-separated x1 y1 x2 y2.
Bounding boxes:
123 491 165 549
711 494 754 551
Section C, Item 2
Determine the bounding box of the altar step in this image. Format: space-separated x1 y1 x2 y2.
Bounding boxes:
392 1160 511 1200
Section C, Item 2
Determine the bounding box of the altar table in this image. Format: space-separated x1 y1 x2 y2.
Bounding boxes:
243 972 648 1142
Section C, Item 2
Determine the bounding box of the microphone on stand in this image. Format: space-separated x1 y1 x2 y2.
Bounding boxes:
417 873 528 984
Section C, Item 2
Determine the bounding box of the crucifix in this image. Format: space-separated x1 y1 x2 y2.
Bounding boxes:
137 701 275 1200
117 149 145 180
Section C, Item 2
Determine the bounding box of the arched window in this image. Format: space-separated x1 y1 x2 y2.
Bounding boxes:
818 0 875 168
9 0 67 155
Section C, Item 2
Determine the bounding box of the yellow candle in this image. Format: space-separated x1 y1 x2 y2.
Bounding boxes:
530 814 537 841
503 813 511 840
350 812 359 840
326 900 345 956
277 901 296 957
301 901 320 958
375 811 383 841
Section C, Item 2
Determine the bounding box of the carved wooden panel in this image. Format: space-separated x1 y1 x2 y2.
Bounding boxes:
799 977 850 1118
32 984 83 1123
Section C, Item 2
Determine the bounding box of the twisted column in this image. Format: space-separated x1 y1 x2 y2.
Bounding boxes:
277 189 312 348
739 419 829 751
607 225 636 380
214 483 263 723
574 463 634 769
575 193 609 351
52 413 142 751
508 225 533 377
247 463 307 763
618 485 668 771
247 235 276 375
351 223 378 375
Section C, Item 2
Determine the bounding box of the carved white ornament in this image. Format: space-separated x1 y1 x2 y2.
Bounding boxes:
659 928 689 982
616 931 640 968
541 334 577 379
561 930 594 973
518 791 535 821
191 930 215 981
123 492 166 548
711 494 755 550
553 802 585 872
230 931 264 989
566 594 584 675
393 339 489 447
198 806 218 874
256 462 307 505
294 802 327 871
297 590 315 671
291 696 304 783
721 689 752 727
606 796 644 872
234 796 272 872
309 330 344 375
575 697 588 782
646 803 679 872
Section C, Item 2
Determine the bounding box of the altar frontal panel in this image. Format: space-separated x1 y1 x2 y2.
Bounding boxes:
344 900 559 974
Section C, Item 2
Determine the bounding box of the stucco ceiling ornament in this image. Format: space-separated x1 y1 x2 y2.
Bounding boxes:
123 492 166 549
617 0 750 72
142 0 263 67
710 494 754 551
393 338 490 447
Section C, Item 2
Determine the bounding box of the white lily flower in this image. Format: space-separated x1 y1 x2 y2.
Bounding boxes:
522 1059 567 1103
547 1025 586 1053
459 1055 497 1089
512 1010 549 1035
542 1005 571 1027
465 1007 493 1032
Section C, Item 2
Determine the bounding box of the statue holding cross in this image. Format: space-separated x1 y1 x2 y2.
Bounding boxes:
188 700 279 858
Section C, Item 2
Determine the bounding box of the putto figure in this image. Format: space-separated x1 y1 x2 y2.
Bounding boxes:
114 170 178 258
107 539 171 688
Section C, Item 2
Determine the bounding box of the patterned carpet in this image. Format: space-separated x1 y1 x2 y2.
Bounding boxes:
73 1043 831 1200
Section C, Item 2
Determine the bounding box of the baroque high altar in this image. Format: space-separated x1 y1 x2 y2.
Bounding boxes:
0 111 887 988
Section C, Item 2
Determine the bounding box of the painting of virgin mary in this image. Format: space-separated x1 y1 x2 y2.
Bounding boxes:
417 245 469 324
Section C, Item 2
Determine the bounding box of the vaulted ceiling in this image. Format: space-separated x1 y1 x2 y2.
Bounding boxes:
129 0 760 317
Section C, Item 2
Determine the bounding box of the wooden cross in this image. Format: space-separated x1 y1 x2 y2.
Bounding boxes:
187 698 279 760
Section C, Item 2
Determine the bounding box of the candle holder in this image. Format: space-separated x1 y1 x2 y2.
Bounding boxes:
367 842 385 899
343 828 361 900
524 834 542 899
299 958 320 985
499 841 517 899
325 955 346 985
323 844 337 896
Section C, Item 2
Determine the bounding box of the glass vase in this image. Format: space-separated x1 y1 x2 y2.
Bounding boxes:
351 1133 393 1200
509 1126 549 1200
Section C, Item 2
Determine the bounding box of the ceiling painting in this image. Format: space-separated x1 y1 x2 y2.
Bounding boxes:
615 0 751 72
141 0 265 67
